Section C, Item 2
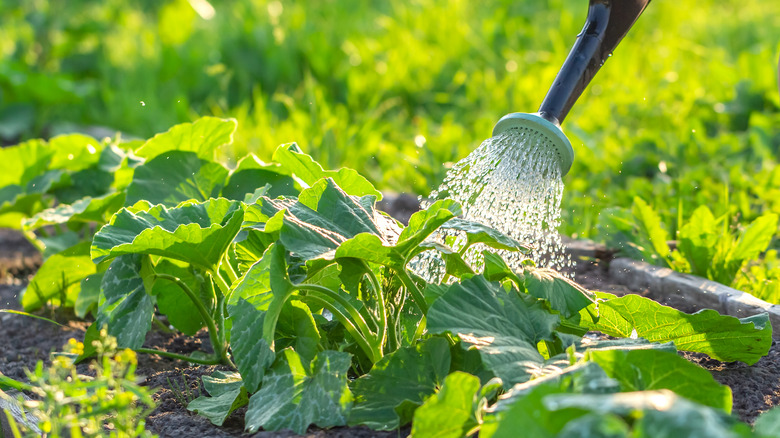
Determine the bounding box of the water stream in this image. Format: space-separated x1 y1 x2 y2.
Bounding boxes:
413 129 573 281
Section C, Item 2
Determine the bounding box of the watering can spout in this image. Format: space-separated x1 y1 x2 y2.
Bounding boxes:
538 0 652 124
492 0 650 177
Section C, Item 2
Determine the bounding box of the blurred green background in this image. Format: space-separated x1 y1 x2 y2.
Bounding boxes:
2 0 779 238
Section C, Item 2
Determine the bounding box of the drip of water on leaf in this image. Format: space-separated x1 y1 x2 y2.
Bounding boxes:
413 129 573 281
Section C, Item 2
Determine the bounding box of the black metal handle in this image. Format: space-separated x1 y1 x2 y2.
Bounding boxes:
538 0 651 125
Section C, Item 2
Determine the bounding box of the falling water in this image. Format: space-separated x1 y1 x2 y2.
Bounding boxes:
413 129 573 281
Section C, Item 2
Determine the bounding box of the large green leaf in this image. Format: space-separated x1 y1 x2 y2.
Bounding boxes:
187 371 248 426
349 337 451 430
96 254 154 349
75 272 104 318
581 293 772 365
585 349 732 412
523 267 595 319
228 298 274 394
730 213 778 261
21 241 96 311
439 217 528 252
411 371 481 438
677 205 719 277
427 275 558 387
754 406 780 437
244 349 353 434
275 301 321 366
222 154 297 200
125 151 229 206
134 117 237 161
91 198 244 270
0 138 53 188
541 390 749 438
272 143 380 198
249 178 395 261
631 197 672 267
23 192 125 230
335 199 461 269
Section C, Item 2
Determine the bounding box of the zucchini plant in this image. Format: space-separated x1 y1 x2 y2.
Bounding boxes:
0 117 775 435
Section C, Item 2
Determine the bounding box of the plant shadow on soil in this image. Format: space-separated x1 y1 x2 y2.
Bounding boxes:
1 221 778 436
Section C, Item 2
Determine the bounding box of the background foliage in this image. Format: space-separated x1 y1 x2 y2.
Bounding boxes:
1 0 779 240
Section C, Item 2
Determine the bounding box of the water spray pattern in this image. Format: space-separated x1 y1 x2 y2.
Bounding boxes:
417 129 572 279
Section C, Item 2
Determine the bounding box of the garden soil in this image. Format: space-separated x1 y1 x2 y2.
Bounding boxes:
1 216 779 436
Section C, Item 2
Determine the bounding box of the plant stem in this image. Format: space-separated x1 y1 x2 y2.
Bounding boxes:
153 273 228 365
222 253 238 284
296 283 380 354
361 261 388 351
293 294 380 363
134 348 221 365
412 316 427 342
211 269 231 296
397 270 428 314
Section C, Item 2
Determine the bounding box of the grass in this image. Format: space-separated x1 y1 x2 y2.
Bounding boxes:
1 0 780 290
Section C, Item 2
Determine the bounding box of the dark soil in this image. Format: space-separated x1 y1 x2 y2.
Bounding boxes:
1 222 778 436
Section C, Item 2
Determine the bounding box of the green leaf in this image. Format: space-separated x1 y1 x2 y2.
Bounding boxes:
542 390 747 438
22 241 96 311
91 198 244 270
252 178 395 261
223 154 297 200
272 143 380 198
234 229 274 274
631 197 671 267
335 199 460 270
482 250 523 285
46 134 104 172
677 205 719 277
585 349 732 412
228 298 274 393
75 272 104 318
482 380 583 438
523 267 595 319
754 406 780 437
275 301 321 366
149 259 209 336
23 192 126 230
349 337 451 430
427 275 558 387
0 138 52 188
554 413 630 438
245 349 353 434
125 151 229 206
581 293 772 365
440 217 528 252
411 371 481 438
396 199 461 255
187 371 248 426
730 212 778 262
96 254 154 349
134 117 237 161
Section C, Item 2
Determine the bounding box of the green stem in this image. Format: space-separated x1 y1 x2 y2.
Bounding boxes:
412 315 427 341
222 253 239 284
211 269 231 296
293 294 380 363
361 261 387 351
397 270 428 314
134 348 221 365
23 230 45 253
153 273 228 365
296 284 378 348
